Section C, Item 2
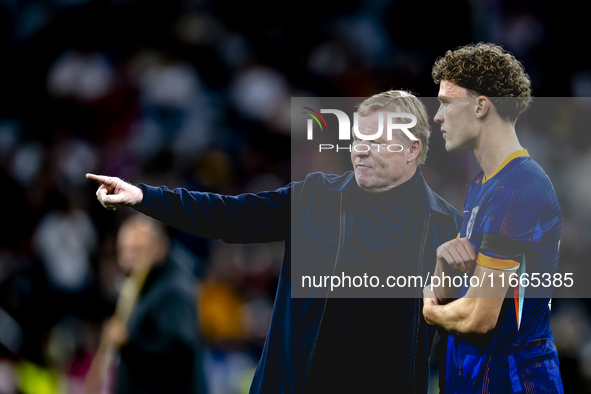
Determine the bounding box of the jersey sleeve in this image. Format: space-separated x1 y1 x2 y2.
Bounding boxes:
476 186 540 270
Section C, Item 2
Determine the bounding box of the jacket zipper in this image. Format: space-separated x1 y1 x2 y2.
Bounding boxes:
411 213 431 392
302 192 347 392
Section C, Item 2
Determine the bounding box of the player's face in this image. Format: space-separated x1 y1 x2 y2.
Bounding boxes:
434 81 479 152
351 111 412 193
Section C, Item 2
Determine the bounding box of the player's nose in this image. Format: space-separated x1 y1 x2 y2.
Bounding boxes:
434 105 444 124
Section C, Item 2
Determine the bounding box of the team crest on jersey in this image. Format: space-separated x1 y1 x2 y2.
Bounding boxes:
466 206 479 239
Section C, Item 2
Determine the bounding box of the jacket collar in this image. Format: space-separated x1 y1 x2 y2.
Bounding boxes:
417 174 450 216
326 167 451 216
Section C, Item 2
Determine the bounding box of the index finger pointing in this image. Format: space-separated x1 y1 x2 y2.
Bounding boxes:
86 173 115 186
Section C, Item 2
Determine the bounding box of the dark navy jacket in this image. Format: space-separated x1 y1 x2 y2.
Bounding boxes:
135 170 461 393
117 259 205 394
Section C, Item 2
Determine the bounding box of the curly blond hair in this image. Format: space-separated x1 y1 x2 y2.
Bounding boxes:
358 90 431 165
432 43 532 122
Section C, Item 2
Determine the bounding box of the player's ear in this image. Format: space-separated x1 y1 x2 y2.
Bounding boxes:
475 96 490 120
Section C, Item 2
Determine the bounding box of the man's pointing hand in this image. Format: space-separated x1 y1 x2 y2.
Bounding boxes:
86 173 144 211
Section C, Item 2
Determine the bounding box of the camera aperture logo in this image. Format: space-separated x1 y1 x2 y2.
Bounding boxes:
302 107 329 133
302 107 417 153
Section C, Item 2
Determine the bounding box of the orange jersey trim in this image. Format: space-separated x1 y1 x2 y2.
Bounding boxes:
476 253 519 270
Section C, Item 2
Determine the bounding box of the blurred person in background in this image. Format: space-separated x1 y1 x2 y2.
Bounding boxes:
91 214 205 394
86 90 462 393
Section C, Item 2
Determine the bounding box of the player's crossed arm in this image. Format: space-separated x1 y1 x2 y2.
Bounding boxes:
437 237 476 273
86 173 144 211
423 237 516 335
429 237 476 303
423 265 515 335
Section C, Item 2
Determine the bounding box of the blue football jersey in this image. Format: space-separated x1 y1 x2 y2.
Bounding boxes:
445 149 564 393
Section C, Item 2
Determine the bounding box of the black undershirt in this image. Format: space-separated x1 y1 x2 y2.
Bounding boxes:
305 169 420 392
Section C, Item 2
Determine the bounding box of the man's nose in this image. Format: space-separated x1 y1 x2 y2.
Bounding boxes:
434 105 443 124
352 141 370 157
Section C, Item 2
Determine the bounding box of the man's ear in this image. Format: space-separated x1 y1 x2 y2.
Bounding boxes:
407 140 421 163
475 96 490 120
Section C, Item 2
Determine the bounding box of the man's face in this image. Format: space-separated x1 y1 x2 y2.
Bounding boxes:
351 110 410 193
117 225 156 273
434 81 479 152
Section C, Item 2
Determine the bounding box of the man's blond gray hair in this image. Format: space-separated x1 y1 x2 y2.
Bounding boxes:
358 90 430 165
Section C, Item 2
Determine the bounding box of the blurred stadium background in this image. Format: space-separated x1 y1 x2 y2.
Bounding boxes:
0 0 590 393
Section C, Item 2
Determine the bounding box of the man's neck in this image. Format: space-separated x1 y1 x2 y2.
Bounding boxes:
472 119 522 179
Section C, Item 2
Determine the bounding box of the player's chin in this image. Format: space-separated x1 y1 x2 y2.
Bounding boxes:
446 139 472 153
444 141 458 152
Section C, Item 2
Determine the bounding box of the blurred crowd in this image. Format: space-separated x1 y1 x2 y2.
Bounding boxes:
0 0 590 393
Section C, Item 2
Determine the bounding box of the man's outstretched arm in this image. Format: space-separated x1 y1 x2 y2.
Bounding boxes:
86 173 293 244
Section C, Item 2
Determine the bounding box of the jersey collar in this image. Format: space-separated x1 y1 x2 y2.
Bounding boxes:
482 149 529 183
